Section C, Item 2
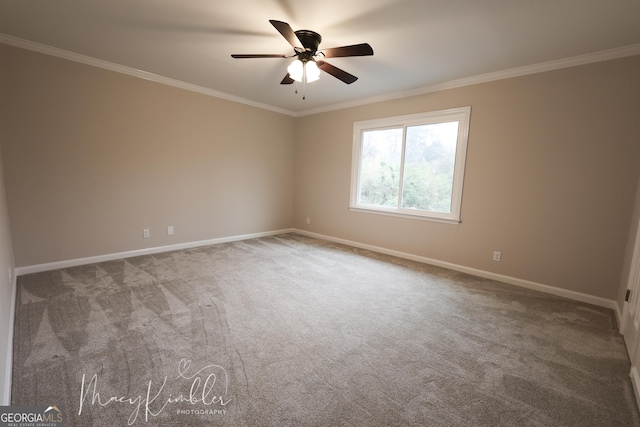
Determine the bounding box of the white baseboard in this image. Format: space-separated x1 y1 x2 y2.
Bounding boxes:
3 268 17 405
14 226 618 312
15 228 295 276
615 301 624 331
294 229 618 311
631 366 640 413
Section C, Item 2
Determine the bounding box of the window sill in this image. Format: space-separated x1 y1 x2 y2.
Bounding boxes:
348 206 461 224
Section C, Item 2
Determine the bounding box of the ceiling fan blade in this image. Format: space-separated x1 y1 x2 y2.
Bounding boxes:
320 43 374 58
280 74 294 85
231 54 289 58
317 60 358 84
269 20 302 49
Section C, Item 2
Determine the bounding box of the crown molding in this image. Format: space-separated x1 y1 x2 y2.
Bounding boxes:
0 33 297 117
2 33 639 118
297 43 640 116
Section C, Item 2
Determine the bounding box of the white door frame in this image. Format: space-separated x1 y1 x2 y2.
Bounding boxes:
621 217 640 410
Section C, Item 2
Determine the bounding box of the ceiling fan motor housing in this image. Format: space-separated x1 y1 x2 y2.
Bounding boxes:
295 30 322 56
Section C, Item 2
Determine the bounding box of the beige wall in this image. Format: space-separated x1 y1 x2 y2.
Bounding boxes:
0 44 295 267
0 143 16 404
294 55 640 300
2 42 640 302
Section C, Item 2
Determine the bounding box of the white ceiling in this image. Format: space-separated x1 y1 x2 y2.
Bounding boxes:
1 0 640 115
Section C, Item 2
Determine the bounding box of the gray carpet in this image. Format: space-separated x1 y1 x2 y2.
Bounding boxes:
11 233 640 426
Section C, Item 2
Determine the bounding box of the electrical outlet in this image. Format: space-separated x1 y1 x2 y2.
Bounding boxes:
168 225 174 235
306 217 311 225
493 251 502 262
143 228 150 238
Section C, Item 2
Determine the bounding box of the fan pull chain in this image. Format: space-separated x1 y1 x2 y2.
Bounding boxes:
291 67 311 100
292 76 307 100
302 76 307 100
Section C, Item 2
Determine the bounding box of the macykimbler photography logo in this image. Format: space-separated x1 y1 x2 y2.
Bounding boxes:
78 358 231 425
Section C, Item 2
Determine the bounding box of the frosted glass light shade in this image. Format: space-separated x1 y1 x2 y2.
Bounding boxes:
287 59 304 82
306 61 320 82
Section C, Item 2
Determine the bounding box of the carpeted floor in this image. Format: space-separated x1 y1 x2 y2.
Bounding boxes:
11 233 640 426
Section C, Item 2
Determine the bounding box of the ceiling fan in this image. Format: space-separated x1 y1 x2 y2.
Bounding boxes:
231 20 373 88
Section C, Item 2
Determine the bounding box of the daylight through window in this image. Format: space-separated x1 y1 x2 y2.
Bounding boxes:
350 107 471 223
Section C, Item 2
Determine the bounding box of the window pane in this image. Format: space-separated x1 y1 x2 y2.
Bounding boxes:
401 122 459 213
358 128 403 207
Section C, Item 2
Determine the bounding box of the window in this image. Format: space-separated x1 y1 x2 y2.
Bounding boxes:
350 107 471 223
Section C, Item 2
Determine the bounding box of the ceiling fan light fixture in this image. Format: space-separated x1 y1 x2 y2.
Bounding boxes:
305 61 320 82
231 20 374 93
287 59 304 82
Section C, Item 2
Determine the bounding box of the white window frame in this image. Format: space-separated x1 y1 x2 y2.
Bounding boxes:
349 106 471 224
